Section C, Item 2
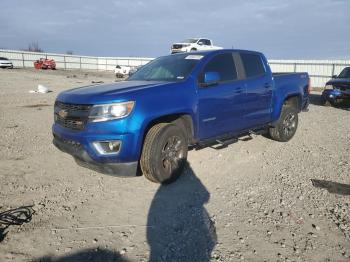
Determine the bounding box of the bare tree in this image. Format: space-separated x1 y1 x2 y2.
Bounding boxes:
66 50 74 55
27 42 43 52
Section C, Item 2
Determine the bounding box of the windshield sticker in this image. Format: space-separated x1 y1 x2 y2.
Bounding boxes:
185 55 203 60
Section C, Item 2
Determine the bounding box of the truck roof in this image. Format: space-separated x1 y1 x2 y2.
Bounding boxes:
171 49 264 57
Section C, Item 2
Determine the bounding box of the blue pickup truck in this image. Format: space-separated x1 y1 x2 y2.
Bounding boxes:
53 49 310 184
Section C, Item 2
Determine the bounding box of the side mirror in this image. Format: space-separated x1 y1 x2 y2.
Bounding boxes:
198 41 204 46
202 72 220 87
332 75 337 79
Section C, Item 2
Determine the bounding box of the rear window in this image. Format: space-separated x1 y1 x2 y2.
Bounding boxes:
240 53 265 78
200 53 237 82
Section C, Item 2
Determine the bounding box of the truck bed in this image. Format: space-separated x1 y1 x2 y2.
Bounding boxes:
273 72 310 111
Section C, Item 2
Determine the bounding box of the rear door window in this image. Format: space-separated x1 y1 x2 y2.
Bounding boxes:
200 53 237 83
240 53 265 78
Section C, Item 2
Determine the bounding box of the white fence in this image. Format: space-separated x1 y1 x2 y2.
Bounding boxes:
0 49 152 71
1 49 349 87
269 59 350 88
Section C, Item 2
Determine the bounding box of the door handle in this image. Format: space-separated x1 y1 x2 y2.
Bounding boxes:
235 87 243 93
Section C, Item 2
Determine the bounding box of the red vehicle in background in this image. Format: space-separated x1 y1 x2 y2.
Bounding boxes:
34 58 56 70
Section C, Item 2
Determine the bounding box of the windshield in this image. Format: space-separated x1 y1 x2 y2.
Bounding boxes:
127 53 202 82
338 67 350 78
182 39 198 43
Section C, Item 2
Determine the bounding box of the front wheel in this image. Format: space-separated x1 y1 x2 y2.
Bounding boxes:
269 106 298 142
321 96 335 107
140 123 188 184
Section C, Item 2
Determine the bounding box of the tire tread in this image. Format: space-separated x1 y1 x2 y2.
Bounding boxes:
140 123 168 183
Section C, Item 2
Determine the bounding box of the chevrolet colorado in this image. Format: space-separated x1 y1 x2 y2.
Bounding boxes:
53 49 310 184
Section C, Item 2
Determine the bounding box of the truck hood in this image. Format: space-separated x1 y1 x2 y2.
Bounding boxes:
57 80 170 104
326 78 350 89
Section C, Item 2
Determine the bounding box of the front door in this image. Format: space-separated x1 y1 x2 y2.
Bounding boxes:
197 52 247 139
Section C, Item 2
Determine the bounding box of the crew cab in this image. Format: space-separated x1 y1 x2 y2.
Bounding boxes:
53 49 310 184
171 38 222 54
322 67 350 106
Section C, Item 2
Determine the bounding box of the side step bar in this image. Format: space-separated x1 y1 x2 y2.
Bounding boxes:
215 137 238 148
194 127 268 150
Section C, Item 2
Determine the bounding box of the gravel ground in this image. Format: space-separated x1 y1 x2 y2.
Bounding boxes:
0 69 349 262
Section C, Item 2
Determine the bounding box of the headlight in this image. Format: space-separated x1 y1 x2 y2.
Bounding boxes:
324 84 333 90
88 101 135 122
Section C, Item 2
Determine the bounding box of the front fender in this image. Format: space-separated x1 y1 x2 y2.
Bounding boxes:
125 81 197 159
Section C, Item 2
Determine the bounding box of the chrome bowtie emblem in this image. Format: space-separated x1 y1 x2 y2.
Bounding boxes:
58 110 68 118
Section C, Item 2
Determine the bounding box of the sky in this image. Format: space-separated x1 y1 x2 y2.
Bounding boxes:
0 0 349 59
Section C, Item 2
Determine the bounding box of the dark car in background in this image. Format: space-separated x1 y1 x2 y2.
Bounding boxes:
0 57 13 68
322 67 350 106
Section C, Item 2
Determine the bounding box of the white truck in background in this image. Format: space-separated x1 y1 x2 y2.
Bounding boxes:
171 38 222 54
114 65 131 78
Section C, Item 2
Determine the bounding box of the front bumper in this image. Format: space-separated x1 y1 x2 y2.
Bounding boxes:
0 63 13 68
171 47 188 54
53 134 138 177
322 89 350 102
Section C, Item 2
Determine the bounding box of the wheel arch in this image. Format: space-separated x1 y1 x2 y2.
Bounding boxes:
271 94 302 127
283 94 302 111
142 113 195 145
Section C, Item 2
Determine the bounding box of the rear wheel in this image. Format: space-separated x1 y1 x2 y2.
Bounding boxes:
269 106 298 142
140 123 188 184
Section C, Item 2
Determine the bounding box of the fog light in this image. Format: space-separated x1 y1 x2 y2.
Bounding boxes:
92 140 121 155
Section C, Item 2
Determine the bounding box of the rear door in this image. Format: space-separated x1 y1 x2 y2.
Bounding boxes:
239 52 273 127
197 52 247 139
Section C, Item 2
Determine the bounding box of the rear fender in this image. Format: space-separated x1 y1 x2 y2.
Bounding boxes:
271 94 301 125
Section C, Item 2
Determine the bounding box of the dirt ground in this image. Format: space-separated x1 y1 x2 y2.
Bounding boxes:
0 69 349 262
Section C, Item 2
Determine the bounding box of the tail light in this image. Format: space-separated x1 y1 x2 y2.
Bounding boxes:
307 78 311 94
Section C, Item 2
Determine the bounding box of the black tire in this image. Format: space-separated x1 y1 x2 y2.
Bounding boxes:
321 96 333 107
140 123 188 184
269 106 298 142
190 48 197 52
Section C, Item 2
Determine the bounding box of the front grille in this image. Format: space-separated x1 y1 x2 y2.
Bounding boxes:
55 101 91 112
339 87 350 91
54 101 92 130
172 44 183 49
